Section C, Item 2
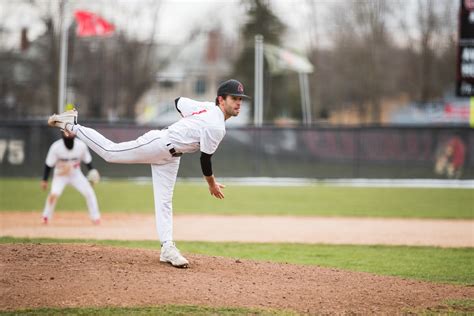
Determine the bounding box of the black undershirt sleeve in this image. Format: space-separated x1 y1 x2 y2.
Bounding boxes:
86 162 94 171
42 164 52 181
174 97 182 116
200 152 213 177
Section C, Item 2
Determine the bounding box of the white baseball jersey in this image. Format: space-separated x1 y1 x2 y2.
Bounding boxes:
42 138 100 222
45 138 92 177
168 97 226 154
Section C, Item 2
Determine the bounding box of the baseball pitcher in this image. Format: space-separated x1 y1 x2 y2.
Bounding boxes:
41 130 101 225
47 79 249 268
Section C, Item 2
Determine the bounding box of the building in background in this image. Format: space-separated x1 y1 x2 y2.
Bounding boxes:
135 30 250 127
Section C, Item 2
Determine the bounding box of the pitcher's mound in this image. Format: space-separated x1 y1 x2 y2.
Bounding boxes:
1 243 472 314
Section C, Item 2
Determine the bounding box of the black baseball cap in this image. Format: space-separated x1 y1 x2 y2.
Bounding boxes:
217 79 250 99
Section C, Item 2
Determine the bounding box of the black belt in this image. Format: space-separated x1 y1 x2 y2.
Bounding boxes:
167 143 183 157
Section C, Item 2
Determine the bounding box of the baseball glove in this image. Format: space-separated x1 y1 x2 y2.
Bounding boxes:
87 169 100 185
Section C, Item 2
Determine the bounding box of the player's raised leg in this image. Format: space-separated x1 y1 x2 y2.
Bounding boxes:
48 109 170 164
76 127 171 164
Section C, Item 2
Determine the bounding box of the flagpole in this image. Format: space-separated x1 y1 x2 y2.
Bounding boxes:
299 73 306 125
254 35 264 127
304 73 312 126
299 72 312 126
58 0 69 113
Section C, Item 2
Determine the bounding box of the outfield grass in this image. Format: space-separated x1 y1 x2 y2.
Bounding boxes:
0 178 473 218
1 237 472 285
0 305 296 316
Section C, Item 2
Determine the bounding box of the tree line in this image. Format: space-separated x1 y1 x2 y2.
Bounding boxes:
233 0 456 124
0 0 457 125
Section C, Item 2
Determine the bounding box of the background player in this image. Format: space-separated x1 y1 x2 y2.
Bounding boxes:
41 113 101 225
47 79 249 268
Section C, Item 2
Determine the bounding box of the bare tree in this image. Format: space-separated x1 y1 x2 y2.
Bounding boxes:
398 0 457 103
69 27 162 120
303 0 325 120
287 0 458 125
68 0 164 120
325 0 396 123
0 0 61 116
0 0 165 120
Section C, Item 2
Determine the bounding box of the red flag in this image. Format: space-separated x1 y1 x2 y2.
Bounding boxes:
74 10 115 37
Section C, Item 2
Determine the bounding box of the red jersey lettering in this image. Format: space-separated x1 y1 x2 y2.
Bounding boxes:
191 109 207 116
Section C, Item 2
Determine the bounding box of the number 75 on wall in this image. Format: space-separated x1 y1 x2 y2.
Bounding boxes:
0 139 25 165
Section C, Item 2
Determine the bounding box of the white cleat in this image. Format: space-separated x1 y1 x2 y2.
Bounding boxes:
48 109 78 135
160 243 189 268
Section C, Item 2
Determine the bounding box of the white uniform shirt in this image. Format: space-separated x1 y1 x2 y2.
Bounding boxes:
45 138 92 177
167 97 226 154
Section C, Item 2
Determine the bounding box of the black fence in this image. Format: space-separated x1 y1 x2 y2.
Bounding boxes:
1 121 473 179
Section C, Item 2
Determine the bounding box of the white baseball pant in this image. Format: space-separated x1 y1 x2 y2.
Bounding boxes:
71 124 180 243
42 171 100 221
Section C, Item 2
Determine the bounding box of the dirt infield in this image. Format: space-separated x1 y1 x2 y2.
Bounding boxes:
1 212 473 247
1 243 473 314
2 212 473 313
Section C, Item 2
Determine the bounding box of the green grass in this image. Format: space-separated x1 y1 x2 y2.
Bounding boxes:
1 237 473 285
442 299 474 311
0 305 297 315
180 241 474 285
0 178 473 218
410 299 474 314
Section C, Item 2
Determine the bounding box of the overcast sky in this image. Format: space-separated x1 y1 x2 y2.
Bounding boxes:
0 0 333 51
0 0 449 52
